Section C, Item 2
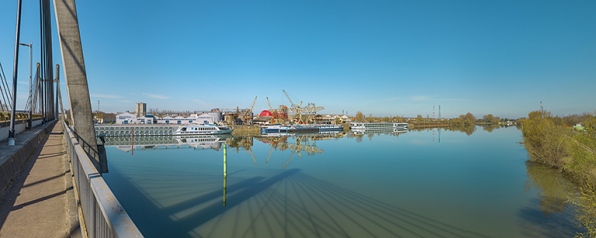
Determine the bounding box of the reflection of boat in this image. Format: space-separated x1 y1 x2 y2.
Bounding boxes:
173 124 233 135
261 132 292 137
350 122 408 129
108 134 231 152
174 135 229 145
261 130 343 137
351 127 407 135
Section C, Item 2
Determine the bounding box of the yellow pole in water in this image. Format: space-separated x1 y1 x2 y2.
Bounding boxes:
223 144 227 206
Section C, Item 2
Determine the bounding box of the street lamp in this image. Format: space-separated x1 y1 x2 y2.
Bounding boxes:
8 0 23 146
18 42 32 128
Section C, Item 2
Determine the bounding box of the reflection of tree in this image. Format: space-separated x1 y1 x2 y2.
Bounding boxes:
524 161 574 216
481 124 501 132
408 126 477 136
442 125 476 136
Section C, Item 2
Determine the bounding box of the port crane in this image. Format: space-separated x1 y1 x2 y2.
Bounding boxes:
282 89 324 122
241 96 257 124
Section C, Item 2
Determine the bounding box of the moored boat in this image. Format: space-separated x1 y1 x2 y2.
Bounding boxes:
313 124 344 131
261 125 291 133
287 125 319 133
173 124 234 135
261 124 344 134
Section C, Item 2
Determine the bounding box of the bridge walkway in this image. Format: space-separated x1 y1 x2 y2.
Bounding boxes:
0 122 81 237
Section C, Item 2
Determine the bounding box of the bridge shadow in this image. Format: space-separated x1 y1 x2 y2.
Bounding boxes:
107 166 492 238
191 172 491 238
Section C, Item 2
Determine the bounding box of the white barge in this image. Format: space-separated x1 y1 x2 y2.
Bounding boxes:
173 124 234 135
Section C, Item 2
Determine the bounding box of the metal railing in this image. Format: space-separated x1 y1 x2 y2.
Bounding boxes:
63 121 143 238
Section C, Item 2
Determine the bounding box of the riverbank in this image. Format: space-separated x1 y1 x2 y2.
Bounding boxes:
230 125 260 136
520 111 596 237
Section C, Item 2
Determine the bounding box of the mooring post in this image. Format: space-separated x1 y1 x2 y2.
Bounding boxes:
223 144 227 207
131 128 134 155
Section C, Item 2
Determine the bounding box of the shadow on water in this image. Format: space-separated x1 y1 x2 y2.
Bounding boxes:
109 166 494 238
108 167 301 237
518 161 585 237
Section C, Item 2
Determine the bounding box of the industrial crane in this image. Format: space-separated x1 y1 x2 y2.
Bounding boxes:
283 89 305 122
242 96 257 124
266 97 279 122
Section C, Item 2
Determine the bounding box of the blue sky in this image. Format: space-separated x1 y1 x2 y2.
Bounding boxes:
1 0 595 119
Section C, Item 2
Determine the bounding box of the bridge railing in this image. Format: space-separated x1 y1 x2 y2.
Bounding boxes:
63 121 143 238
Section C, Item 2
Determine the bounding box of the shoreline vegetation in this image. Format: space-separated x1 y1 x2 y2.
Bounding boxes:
519 110 596 237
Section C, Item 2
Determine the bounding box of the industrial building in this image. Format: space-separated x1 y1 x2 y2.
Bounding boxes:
135 102 147 117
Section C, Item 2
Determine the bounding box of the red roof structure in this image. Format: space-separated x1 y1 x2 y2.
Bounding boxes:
259 110 273 117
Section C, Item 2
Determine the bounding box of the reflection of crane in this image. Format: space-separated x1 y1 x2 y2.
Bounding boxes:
258 135 324 170
242 96 257 124
226 136 257 164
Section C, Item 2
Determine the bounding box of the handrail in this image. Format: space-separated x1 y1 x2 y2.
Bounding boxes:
63 121 143 238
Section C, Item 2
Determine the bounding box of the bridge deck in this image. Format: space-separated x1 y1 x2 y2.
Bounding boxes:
0 123 81 237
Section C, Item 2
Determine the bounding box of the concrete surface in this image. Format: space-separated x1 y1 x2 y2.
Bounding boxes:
54 0 98 164
0 122 81 237
0 121 56 196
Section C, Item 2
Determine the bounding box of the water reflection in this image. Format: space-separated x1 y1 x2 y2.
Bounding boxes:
347 128 406 143
102 125 508 154
101 127 584 237
481 124 501 132
103 134 231 152
520 161 583 237
253 133 331 170
524 161 574 216
409 125 477 136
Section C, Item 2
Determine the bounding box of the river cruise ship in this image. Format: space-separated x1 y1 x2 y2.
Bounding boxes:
350 122 408 130
261 124 344 134
313 124 344 131
173 124 234 135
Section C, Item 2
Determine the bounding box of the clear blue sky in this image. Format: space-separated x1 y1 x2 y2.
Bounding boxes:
1 0 595 119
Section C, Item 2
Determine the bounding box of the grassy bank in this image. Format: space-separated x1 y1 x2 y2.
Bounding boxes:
230 125 261 136
520 111 596 237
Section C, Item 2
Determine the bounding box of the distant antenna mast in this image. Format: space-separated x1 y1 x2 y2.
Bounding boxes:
439 105 441 119
433 106 435 119
98 100 100 112
540 101 543 112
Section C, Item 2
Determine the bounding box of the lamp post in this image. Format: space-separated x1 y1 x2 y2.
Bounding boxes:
19 42 32 128
8 0 23 146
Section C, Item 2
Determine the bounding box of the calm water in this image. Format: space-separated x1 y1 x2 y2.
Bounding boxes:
102 127 582 238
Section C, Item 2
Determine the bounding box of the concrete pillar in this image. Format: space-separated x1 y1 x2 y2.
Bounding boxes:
53 0 98 164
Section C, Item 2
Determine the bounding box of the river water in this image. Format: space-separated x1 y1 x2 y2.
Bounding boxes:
102 126 583 238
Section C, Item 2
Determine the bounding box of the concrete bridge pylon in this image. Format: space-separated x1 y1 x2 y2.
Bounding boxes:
53 0 98 165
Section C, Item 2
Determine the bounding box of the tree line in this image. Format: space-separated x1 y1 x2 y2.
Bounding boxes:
353 111 515 126
519 110 596 237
